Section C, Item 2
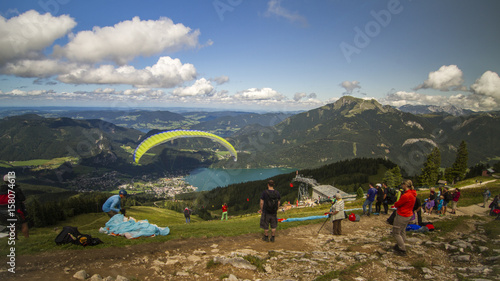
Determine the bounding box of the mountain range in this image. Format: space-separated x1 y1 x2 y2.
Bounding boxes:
1 97 499 178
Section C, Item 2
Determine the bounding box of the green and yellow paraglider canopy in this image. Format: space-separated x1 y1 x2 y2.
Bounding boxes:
133 130 237 164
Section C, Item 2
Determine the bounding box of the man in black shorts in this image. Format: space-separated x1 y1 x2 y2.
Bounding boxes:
259 180 281 242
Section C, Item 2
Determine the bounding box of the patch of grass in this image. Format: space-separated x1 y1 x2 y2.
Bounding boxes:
314 261 367 281
206 259 221 269
243 255 266 272
431 216 474 237
219 274 229 280
411 259 428 269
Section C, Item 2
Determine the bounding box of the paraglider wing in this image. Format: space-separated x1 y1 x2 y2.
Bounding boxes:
133 130 237 163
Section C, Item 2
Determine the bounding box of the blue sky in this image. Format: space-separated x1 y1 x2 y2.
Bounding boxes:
1 0 499 112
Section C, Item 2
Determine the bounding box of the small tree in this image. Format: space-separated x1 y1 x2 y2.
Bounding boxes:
446 140 468 183
356 186 364 199
383 170 396 189
419 147 441 186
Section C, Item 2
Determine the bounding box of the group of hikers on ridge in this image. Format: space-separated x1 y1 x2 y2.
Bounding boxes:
98 177 499 257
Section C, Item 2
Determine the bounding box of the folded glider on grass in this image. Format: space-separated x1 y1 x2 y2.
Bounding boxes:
133 130 237 163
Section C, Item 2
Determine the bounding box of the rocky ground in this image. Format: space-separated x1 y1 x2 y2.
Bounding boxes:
1 203 499 281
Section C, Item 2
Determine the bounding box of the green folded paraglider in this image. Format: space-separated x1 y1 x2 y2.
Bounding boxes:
133 130 237 163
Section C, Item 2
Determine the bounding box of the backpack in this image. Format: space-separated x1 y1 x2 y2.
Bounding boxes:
264 190 279 213
387 188 397 204
55 226 103 247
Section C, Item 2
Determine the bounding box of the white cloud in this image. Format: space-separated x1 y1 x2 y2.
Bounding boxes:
53 16 200 65
265 0 308 26
0 89 46 96
294 92 318 102
470 71 500 99
340 80 361 95
382 89 500 111
415 65 464 91
0 59 79 77
0 10 76 64
172 78 214 97
57 56 197 88
233 87 286 101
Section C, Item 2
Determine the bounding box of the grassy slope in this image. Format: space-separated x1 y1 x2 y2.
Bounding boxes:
3 177 499 257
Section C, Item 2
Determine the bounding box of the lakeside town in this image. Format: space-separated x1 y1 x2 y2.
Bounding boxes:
118 176 197 198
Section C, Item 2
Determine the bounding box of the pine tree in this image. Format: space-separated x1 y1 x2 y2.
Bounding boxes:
446 140 468 183
419 147 441 186
383 170 396 189
391 166 403 188
356 186 364 199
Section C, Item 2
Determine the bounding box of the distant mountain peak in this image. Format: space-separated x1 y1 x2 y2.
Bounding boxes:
398 104 473 116
326 96 391 117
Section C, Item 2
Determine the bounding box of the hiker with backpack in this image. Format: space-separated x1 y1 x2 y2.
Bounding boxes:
441 187 451 216
375 183 384 214
392 179 417 256
259 180 281 242
102 189 127 218
382 183 390 214
184 207 192 223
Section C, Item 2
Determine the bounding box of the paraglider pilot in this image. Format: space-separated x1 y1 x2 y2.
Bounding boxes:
102 189 127 218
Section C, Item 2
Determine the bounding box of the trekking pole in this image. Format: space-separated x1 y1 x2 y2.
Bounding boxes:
317 215 330 234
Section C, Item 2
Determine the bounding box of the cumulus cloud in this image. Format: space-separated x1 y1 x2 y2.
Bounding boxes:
382 88 500 111
0 10 76 65
172 78 214 97
53 16 200 65
470 71 500 99
58 56 197 88
265 0 308 26
340 80 361 95
0 59 80 77
294 92 318 102
415 65 464 91
233 87 286 101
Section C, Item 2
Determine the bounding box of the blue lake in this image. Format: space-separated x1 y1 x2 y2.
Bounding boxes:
185 168 295 191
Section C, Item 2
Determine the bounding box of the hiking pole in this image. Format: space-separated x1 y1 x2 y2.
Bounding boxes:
317 215 330 234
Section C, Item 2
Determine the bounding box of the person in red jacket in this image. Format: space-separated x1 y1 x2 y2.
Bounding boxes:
392 179 417 256
221 203 228 221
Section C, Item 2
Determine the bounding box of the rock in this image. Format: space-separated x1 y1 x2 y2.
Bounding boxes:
225 274 238 281
264 265 272 273
115 275 129 281
485 256 500 261
166 259 179 265
452 255 471 262
64 267 71 274
214 256 257 270
90 274 103 281
176 271 189 276
193 250 206 255
478 246 489 252
103 277 115 281
421 267 432 274
187 255 202 262
73 270 88 280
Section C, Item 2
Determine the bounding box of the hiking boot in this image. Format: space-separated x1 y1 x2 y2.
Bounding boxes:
262 235 269 242
270 236 275 242
395 249 407 256
393 244 407 256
